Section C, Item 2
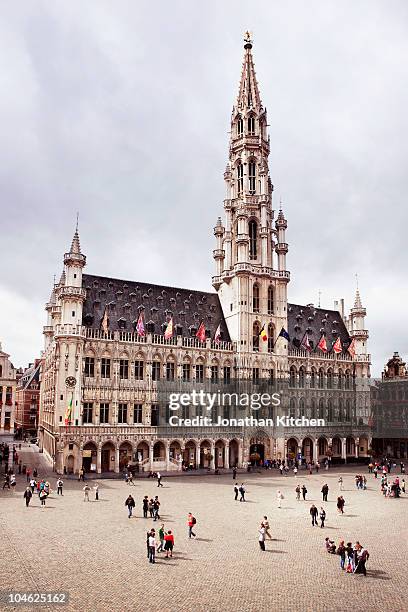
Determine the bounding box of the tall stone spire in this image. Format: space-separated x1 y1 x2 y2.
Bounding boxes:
235 32 263 113
354 289 363 309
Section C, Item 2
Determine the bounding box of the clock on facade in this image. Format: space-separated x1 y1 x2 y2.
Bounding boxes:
65 376 76 388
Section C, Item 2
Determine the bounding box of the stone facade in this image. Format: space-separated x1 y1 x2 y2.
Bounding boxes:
15 359 41 436
0 342 17 434
38 37 372 475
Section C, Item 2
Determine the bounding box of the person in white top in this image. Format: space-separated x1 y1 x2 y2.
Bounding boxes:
258 524 266 551
148 531 157 564
276 490 284 508
338 476 343 491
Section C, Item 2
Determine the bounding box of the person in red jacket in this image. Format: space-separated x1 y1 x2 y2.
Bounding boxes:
164 530 175 558
187 513 196 538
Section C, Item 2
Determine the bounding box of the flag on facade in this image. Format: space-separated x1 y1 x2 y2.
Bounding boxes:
347 337 356 358
64 395 73 427
196 321 206 342
332 336 343 354
164 317 174 340
278 327 290 341
317 334 327 353
136 311 145 337
100 306 109 333
259 325 268 342
214 323 221 344
301 332 312 352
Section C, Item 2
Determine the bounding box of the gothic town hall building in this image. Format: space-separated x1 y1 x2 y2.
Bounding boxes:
39 39 372 475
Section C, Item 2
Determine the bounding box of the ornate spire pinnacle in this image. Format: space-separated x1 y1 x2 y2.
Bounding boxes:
236 32 262 113
354 289 363 309
59 270 66 286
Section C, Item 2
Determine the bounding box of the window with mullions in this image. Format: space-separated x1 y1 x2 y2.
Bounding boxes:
196 364 204 383
118 403 128 424
166 362 175 381
253 283 260 312
152 361 161 381
83 402 93 424
223 366 231 384
249 220 257 259
211 365 219 384
119 359 129 379
84 357 94 378
267 286 274 315
133 404 143 424
182 363 191 382
237 115 243 136
248 115 255 134
248 161 256 194
134 360 144 381
237 162 243 195
101 358 111 379
99 403 109 424
151 404 159 426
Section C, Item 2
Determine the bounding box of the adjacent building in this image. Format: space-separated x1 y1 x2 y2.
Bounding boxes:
15 359 42 438
38 37 372 475
0 342 17 434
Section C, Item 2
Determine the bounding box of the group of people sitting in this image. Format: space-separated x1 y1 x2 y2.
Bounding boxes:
324 538 369 575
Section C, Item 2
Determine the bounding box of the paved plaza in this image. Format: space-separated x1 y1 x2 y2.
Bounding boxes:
0 442 406 612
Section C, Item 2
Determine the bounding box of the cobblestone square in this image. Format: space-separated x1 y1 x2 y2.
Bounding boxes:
1 444 406 612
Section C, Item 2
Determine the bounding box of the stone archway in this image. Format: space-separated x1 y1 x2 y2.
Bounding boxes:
136 441 149 463
66 454 75 474
200 440 212 468
119 441 133 470
101 441 115 472
302 437 314 463
229 439 239 468
183 440 197 468
286 437 299 461
215 439 225 468
331 436 342 457
83 441 97 473
318 437 328 458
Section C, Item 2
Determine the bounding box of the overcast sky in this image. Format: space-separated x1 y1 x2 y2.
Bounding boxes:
1 1 407 376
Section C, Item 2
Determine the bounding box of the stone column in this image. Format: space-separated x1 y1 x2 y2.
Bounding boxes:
165 440 170 471
114 446 120 473
180 445 185 471
313 439 318 463
238 440 244 468
78 445 83 474
210 441 215 470
355 437 359 459
149 442 154 470
96 444 102 474
196 442 201 468
341 438 347 464
225 443 230 469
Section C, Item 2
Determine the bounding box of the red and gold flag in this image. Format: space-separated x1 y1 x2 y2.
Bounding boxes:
164 317 174 340
196 321 206 342
347 338 356 358
317 334 327 353
332 336 343 354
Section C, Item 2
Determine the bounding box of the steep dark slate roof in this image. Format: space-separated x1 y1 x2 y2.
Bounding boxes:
287 303 351 352
82 274 231 342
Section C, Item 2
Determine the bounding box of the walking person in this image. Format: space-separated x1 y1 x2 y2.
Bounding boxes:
232 467 237 480
83 484 91 501
157 472 163 487
39 489 47 507
337 540 346 570
263 516 272 539
26 468 31 483
23 487 32 507
354 543 369 576
302 484 307 500
338 476 343 491
258 523 266 551
125 494 135 518
94 484 99 501
295 485 301 500
142 495 149 518
187 512 196 538
57 478 63 495
321 483 329 502
293 466 298 477
164 530 175 558
148 498 154 518
310 504 318 526
337 495 345 514
239 483 246 502
78 467 84 482
234 483 239 501
319 506 326 528
157 524 165 553
153 496 161 521
148 529 157 564
276 490 284 508
29 478 36 494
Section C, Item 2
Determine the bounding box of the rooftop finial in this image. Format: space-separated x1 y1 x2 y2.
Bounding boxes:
76 211 79 232
355 272 359 291
244 30 253 49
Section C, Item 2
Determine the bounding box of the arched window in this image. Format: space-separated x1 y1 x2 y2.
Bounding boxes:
327 399 333 422
237 115 243 136
290 366 297 388
252 283 260 313
327 368 333 389
289 397 296 418
310 368 316 389
338 369 343 389
248 115 255 135
267 323 274 353
249 220 257 260
318 398 325 419
237 161 243 195
345 399 351 421
267 286 274 315
299 398 305 417
345 369 352 390
248 160 256 194
318 368 324 389
338 398 343 422
253 321 260 351
311 399 316 419
299 367 305 388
